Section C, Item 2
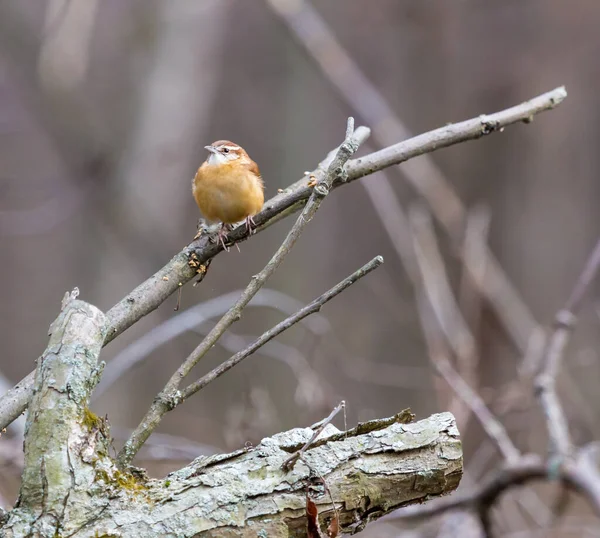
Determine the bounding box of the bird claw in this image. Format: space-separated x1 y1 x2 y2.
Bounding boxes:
245 215 258 235
217 223 242 252
217 226 230 252
206 220 250 252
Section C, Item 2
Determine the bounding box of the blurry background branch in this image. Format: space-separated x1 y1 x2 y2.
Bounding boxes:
92 288 332 400
260 3 600 535
389 217 600 534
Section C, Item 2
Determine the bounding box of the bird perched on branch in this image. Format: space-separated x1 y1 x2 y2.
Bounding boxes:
192 140 264 250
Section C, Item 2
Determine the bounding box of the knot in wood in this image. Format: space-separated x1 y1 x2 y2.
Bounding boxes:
336 165 349 183
479 114 501 135
314 183 329 197
341 139 360 155
157 391 182 411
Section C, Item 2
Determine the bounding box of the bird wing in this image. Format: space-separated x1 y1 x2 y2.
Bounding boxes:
245 160 264 188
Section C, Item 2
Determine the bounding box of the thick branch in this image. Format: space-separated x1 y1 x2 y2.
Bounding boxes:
13 412 461 537
4 297 109 536
0 87 567 432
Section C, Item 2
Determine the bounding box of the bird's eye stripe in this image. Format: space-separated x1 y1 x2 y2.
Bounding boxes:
219 145 240 152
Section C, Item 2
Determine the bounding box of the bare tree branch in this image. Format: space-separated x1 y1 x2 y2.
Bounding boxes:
104 86 566 348
0 87 567 433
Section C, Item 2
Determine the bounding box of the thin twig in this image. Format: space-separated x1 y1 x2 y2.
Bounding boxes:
182 257 383 400
534 237 600 459
282 401 345 472
116 118 365 467
0 87 567 432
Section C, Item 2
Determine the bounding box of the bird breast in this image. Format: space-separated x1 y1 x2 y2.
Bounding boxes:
193 162 264 224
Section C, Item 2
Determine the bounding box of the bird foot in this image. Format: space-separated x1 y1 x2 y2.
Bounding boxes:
217 224 230 252
245 215 258 235
214 223 241 252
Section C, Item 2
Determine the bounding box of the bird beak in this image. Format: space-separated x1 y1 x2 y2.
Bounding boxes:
204 145 218 154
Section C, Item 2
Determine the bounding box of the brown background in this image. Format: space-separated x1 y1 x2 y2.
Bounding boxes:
1 1 599 535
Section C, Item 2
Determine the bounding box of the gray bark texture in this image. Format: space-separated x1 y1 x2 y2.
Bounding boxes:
0 299 462 537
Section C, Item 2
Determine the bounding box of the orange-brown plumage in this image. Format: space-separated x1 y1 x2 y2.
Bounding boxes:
193 140 264 225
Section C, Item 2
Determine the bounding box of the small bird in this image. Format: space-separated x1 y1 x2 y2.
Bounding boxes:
192 140 264 250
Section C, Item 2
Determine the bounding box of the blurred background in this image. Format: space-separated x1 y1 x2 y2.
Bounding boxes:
1 1 600 536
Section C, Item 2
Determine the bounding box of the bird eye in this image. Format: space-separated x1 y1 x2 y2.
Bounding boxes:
222 147 229 154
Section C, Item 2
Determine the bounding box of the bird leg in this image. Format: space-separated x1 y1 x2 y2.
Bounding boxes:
245 215 258 235
217 223 231 252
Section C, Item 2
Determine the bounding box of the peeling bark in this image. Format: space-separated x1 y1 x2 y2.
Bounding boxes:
3 298 109 537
